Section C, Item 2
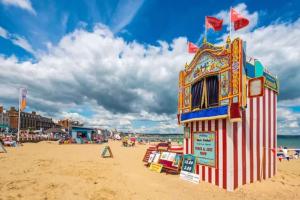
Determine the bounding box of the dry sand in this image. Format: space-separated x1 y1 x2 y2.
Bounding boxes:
0 141 299 200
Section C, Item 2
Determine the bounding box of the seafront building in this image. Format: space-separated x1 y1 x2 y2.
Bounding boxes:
0 106 9 130
0 106 55 131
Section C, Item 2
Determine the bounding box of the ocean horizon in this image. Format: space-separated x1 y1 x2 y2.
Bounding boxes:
139 133 300 148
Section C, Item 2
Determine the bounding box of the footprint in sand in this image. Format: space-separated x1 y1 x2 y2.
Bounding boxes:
90 188 116 200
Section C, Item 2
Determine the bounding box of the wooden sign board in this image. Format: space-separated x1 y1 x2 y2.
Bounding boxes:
143 148 155 162
101 146 113 158
149 163 163 173
180 170 200 184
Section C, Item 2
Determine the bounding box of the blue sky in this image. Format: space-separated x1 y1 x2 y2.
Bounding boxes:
0 0 300 134
1 0 299 57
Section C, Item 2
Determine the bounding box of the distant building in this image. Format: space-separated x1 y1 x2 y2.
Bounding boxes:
7 107 54 131
58 119 83 130
58 119 70 129
0 106 10 130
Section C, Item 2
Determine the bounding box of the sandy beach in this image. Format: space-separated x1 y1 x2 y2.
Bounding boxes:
0 141 299 200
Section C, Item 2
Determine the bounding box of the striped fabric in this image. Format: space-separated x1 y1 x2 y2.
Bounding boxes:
183 88 277 191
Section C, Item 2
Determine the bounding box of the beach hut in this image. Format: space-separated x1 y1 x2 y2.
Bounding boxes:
177 37 279 191
71 126 95 144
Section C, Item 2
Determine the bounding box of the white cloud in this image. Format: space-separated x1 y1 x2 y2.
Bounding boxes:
0 26 8 38
110 0 145 33
0 24 191 133
215 3 259 33
1 0 36 15
0 4 300 134
0 26 35 54
277 107 300 135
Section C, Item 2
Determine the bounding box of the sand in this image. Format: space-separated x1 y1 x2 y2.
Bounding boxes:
0 141 299 200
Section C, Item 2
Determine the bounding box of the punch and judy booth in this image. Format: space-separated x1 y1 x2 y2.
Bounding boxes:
177 38 279 191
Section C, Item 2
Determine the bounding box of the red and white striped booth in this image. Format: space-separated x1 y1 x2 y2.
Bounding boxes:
178 37 278 191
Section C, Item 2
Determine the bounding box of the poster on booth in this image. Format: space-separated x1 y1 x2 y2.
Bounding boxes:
181 154 196 173
193 132 216 167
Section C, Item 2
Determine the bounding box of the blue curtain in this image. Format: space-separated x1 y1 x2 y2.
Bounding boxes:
206 76 219 107
191 79 203 109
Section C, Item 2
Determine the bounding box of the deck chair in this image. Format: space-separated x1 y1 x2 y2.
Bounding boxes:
0 142 7 153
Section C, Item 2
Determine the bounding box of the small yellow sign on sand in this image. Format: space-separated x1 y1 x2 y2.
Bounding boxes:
149 163 163 173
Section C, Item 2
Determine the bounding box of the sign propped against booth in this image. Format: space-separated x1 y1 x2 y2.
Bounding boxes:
101 146 113 158
180 170 200 184
149 163 163 173
180 154 199 184
181 154 196 173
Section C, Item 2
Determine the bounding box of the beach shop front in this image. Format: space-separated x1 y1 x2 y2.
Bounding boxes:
177 37 279 191
71 126 95 144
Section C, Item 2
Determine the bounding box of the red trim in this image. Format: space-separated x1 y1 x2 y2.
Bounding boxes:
242 110 246 185
202 120 205 181
196 164 199 174
208 167 212 183
268 89 271 178
257 98 261 181
185 123 189 154
250 98 254 183
202 166 205 181
273 92 276 175
208 120 212 183
222 118 227 189
191 122 194 155
263 89 266 179
195 121 199 175
233 122 238 189
215 119 219 186
185 138 189 154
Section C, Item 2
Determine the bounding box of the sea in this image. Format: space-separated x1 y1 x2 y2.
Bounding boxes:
277 135 300 149
140 134 300 149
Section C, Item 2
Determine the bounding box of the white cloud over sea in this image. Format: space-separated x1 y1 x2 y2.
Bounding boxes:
0 4 300 134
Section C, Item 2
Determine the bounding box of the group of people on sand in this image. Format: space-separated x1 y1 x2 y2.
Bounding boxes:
278 146 300 161
0 135 17 147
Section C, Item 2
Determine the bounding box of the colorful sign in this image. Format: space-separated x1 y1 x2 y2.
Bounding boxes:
231 39 243 104
185 53 229 84
172 154 183 168
184 86 190 108
220 70 230 98
193 132 216 167
149 163 163 173
264 71 278 92
182 154 196 173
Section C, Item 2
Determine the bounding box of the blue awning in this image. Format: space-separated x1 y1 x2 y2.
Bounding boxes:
181 105 228 122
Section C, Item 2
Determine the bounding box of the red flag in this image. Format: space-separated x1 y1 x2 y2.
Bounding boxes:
230 8 249 31
188 42 198 53
205 16 223 31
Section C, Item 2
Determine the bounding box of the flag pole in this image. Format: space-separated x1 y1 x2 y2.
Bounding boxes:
205 16 207 43
229 7 232 39
17 88 21 142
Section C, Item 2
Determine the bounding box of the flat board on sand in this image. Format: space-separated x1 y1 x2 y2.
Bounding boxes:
0 143 7 153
